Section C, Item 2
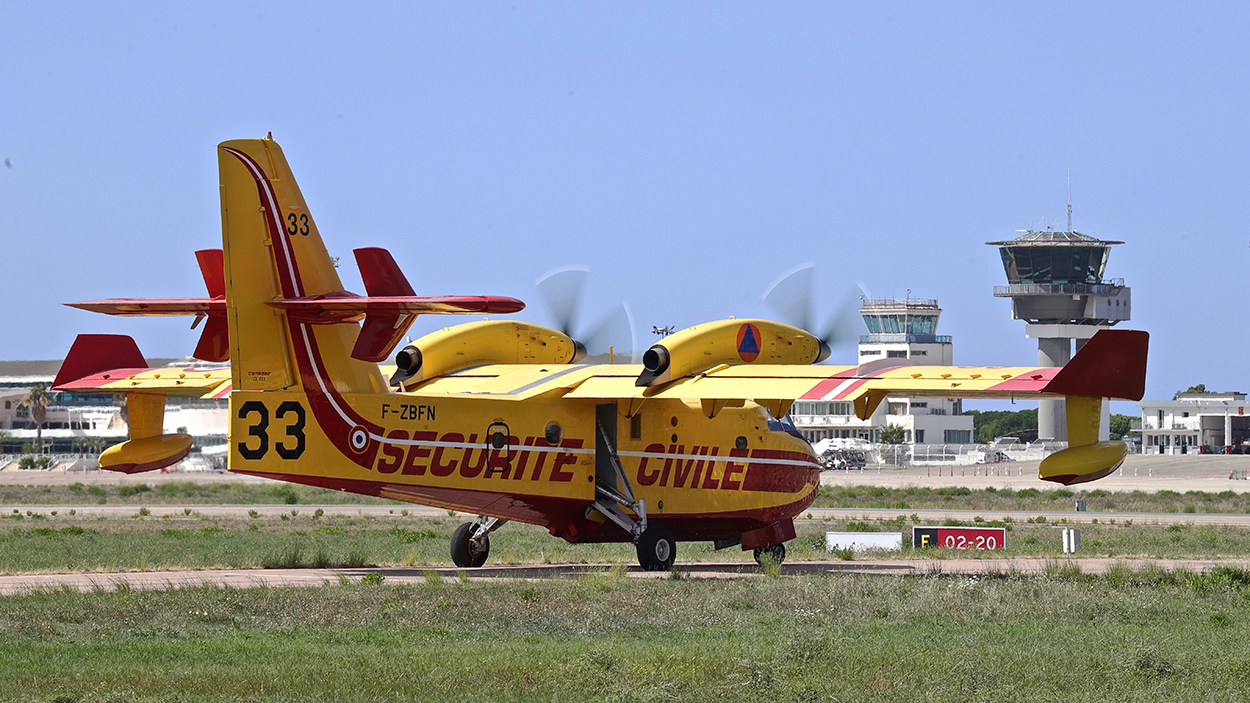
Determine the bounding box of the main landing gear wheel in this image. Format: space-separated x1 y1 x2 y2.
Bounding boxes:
753 543 786 567
636 525 677 571
450 522 490 568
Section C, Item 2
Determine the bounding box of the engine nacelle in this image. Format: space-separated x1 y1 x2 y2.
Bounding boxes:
637 318 829 387
391 320 584 386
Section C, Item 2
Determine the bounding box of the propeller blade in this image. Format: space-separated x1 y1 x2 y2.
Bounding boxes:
580 301 637 362
535 265 589 336
762 262 816 332
820 283 870 349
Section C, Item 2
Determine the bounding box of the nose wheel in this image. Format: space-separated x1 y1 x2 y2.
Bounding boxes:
753 543 786 567
636 525 677 571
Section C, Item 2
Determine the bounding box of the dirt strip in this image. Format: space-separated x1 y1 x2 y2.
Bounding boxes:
4 559 1249 595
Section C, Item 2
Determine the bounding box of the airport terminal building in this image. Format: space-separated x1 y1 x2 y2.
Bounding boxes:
0 359 226 456
1138 391 1250 455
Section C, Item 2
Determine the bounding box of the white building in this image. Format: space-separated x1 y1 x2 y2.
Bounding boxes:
791 297 975 445
0 359 227 452
1138 391 1250 455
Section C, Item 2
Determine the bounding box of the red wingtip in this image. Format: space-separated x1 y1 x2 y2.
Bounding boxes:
53 334 148 389
1043 329 1149 401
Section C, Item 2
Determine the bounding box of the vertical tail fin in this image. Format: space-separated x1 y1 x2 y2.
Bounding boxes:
217 137 385 393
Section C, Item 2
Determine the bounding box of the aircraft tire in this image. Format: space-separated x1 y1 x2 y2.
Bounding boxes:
450 522 490 568
635 526 677 571
753 543 786 567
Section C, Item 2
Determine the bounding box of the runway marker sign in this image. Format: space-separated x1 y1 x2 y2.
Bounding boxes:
912 526 1005 551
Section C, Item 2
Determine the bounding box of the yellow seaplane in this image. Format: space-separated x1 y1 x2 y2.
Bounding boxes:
54 137 1149 570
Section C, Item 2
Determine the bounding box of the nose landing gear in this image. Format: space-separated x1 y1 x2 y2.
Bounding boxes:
753 542 786 567
636 525 677 571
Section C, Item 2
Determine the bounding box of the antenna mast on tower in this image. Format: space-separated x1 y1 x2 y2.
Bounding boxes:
1067 169 1073 232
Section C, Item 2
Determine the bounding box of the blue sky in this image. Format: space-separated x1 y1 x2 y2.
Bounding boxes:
1 2 1245 410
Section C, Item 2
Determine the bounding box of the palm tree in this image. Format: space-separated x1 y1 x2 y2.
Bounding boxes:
21 384 56 455
878 424 907 445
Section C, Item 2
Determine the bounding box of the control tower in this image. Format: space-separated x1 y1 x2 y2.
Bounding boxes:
987 228 1130 441
857 296 952 365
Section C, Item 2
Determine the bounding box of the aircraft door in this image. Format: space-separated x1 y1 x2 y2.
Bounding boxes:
594 403 618 492
486 420 513 475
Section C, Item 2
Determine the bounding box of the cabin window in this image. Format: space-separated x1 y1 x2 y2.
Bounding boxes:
630 414 642 440
545 422 563 445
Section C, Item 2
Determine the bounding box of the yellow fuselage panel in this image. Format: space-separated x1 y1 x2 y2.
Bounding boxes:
227 389 818 528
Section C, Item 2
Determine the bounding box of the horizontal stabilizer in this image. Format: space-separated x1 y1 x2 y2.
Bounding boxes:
66 249 230 362
66 298 224 316
266 294 525 320
66 248 227 318
1042 329 1149 401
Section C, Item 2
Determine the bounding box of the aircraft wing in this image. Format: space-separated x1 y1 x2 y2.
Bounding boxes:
266 294 526 317
50 334 231 399
408 329 1147 424
563 363 1059 403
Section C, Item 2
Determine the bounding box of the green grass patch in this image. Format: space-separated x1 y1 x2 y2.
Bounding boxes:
0 480 404 506
2 572 1250 701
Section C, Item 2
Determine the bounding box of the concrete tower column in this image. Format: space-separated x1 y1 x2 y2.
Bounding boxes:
1038 338 1071 441
1074 337 1112 441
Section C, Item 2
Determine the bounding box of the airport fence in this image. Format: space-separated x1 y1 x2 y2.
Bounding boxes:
867 442 1065 468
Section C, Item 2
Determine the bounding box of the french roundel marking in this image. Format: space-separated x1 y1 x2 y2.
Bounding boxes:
349 426 370 454
737 323 761 362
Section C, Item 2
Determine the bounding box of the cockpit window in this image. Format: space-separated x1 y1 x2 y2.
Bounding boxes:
766 413 810 446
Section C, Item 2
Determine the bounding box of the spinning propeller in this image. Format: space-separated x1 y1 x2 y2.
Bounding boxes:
762 263 869 361
535 265 637 363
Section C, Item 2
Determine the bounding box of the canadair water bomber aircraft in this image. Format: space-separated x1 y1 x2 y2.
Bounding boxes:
54 137 1149 571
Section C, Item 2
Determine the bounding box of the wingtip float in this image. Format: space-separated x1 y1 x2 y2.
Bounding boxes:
56 137 1149 570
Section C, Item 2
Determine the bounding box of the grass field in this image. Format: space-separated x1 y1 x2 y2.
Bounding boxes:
4 510 1250 574
3 567 1250 702
0 480 401 506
